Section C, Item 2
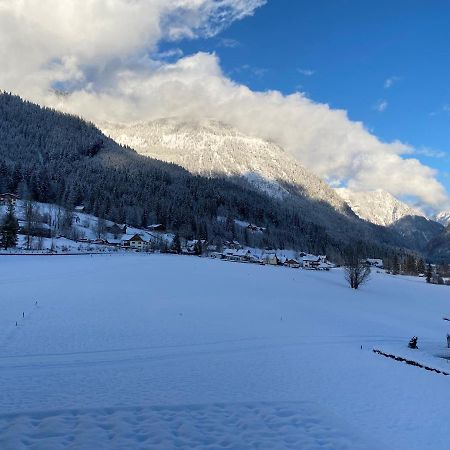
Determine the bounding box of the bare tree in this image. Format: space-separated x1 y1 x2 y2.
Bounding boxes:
24 200 37 250
95 217 107 239
344 248 371 290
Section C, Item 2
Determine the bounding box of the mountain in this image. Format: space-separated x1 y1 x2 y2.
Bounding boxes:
434 210 450 227
426 224 450 262
335 188 425 226
336 188 443 251
1 93 447 260
100 118 402 246
100 118 353 213
0 92 391 257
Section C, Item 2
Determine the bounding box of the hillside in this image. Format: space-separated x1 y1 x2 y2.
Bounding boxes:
100 118 352 215
100 118 412 251
0 92 378 257
1 93 447 260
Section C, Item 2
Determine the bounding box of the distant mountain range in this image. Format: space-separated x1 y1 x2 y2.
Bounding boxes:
100 118 448 259
335 188 425 226
434 210 450 227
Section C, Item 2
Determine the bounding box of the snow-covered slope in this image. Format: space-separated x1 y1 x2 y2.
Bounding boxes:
100 118 351 215
1 254 449 449
336 188 425 226
434 210 450 226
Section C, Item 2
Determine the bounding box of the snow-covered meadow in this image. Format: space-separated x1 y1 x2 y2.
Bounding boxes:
0 254 449 449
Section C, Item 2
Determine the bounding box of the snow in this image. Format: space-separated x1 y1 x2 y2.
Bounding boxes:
0 254 449 449
100 118 351 214
336 188 425 226
434 209 450 227
0 200 174 254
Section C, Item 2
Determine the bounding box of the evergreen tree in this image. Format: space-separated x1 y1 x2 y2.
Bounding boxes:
1 203 19 250
193 240 203 256
426 263 433 284
392 255 400 275
404 254 417 275
417 258 426 275
171 233 182 254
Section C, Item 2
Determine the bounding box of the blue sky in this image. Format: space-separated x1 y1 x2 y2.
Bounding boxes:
170 0 450 193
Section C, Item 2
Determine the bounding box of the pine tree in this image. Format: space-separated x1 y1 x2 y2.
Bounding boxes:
1 203 19 250
171 233 182 254
392 255 400 275
404 254 417 275
426 263 433 284
417 258 426 275
193 240 203 256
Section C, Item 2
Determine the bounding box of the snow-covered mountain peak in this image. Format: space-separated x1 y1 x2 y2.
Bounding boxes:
100 118 351 214
336 188 425 226
433 210 450 227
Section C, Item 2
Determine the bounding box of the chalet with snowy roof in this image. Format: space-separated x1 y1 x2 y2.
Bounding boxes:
0 193 18 205
302 255 321 269
122 234 148 250
222 249 240 261
263 254 279 266
365 258 384 268
92 238 108 245
74 205 85 212
284 258 301 268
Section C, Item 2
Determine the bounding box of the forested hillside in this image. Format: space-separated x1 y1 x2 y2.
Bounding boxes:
0 92 425 260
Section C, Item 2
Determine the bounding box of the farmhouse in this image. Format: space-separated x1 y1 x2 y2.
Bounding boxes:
222 249 241 262
263 254 279 266
284 258 301 268
122 234 148 250
302 255 321 269
365 258 384 269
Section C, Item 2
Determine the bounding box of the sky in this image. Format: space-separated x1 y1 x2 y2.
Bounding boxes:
1 0 449 212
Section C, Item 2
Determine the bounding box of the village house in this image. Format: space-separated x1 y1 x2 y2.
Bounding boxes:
92 238 108 245
263 254 279 266
222 249 241 262
122 234 148 250
0 193 18 205
302 255 321 269
235 249 260 263
365 258 384 269
284 258 301 268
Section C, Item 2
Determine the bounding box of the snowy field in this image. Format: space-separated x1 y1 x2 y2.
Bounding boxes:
0 254 449 450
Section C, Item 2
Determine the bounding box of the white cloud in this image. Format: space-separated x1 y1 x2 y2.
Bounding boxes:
297 68 315 76
217 38 240 47
153 48 184 60
0 0 448 210
384 76 401 89
373 99 388 112
414 147 448 159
